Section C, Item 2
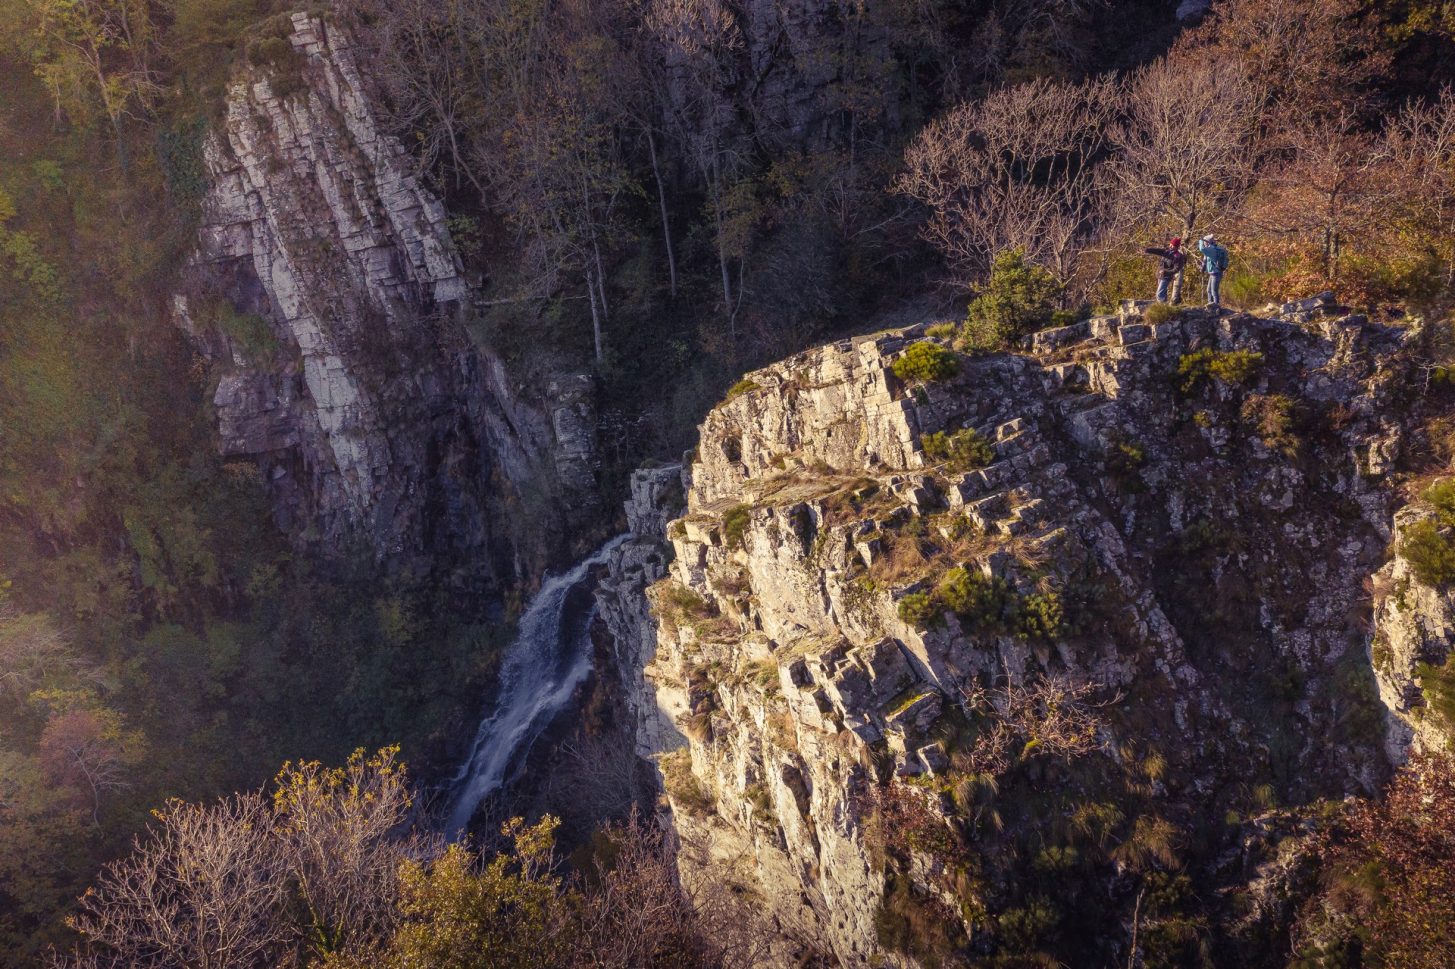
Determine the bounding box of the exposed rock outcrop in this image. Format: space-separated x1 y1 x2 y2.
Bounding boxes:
596 464 688 759
631 302 1423 965
177 13 599 583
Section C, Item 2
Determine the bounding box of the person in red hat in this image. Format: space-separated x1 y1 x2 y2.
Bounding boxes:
1143 237 1187 304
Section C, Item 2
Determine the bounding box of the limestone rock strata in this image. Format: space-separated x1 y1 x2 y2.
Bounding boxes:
642 304 1416 964
1369 506 1455 758
596 464 688 760
178 13 597 579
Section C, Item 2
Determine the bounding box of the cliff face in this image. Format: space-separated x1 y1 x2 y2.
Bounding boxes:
177 13 599 584
613 299 1433 965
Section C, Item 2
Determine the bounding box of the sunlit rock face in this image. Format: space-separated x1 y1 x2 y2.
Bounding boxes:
626 302 1424 964
177 13 599 584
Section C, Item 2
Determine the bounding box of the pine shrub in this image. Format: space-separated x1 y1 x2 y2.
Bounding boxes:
892 342 960 382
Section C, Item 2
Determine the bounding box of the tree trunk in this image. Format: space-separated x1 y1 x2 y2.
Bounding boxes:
647 129 678 297
586 271 604 364
713 191 733 319
592 236 610 321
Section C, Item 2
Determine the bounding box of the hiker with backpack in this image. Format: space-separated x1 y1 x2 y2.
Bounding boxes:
1142 237 1187 304
1198 234 1230 308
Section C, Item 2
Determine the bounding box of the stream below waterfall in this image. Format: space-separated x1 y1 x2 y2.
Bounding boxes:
443 535 629 836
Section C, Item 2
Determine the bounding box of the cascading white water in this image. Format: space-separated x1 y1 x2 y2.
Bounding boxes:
444 535 629 836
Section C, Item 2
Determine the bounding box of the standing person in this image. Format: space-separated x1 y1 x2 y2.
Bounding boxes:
1142 238 1187 304
1198 235 1230 308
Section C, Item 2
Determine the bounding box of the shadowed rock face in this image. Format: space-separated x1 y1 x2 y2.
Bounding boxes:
176 14 600 587
606 302 1436 965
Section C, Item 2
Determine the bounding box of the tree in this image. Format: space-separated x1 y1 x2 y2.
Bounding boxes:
60 748 439 968
1108 55 1261 247
27 0 163 158
63 792 290 969
36 705 138 825
1247 110 1398 281
322 818 572 969
962 248 1066 351
646 0 747 330
1292 753 1455 968
1389 88 1455 284
271 747 431 957
897 76 1116 289
1185 0 1387 126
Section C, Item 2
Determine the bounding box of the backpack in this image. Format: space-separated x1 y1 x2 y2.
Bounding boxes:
1206 244 1230 273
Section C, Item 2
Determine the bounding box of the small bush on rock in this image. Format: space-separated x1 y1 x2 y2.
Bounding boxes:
893 342 960 382
724 378 759 402
897 592 940 627
1402 519 1455 587
1241 393 1301 457
1423 479 1455 527
1017 589 1066 640
938 567 1013 632
722 504 752 549
1143 303 1179 326
922 428 995 471
1177 348 1264 394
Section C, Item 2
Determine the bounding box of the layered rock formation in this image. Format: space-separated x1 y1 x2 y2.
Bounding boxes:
177 13 598 583
619 301 1434 965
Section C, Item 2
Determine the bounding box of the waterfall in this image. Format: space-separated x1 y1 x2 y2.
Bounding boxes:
443 535 629 836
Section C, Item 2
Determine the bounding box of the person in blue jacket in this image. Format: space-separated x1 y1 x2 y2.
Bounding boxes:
1198 234 1230 308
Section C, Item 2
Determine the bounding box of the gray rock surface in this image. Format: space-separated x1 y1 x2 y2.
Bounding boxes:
177 13 599 580
619 304 1423 964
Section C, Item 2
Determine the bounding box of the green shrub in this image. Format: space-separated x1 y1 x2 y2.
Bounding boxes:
724 378 759 402
1177 348 1264 394
1017 589 1065 640
898 592 940 627
1423 479 1455 527
997 895 1060 952
937 567 1013 631
1144 302 1179 325
1107 438 1145 476
722 504 752 549
962 249 1064 352
892 342 960 382
925 322 957 340
1402 519 1455 587
921 428 994 471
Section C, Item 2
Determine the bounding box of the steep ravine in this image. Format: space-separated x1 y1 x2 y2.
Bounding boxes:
598 299 1445 966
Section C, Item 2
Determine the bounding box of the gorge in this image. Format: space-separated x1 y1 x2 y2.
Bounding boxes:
4 0 1455 966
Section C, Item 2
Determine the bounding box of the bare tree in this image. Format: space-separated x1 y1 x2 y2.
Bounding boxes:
37 708 136 825
59 748 441 968
272 747 439 956
897 76 1116 288
1108 56 1262 246
357 0 489 200
574 810 718 968
1246 110 1397 280
646 0 747 329
61 793 289 969
1389 88 1455 284
958 668 1109 776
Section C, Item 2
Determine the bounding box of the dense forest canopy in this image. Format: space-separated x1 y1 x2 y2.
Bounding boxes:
2 0 1455 965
